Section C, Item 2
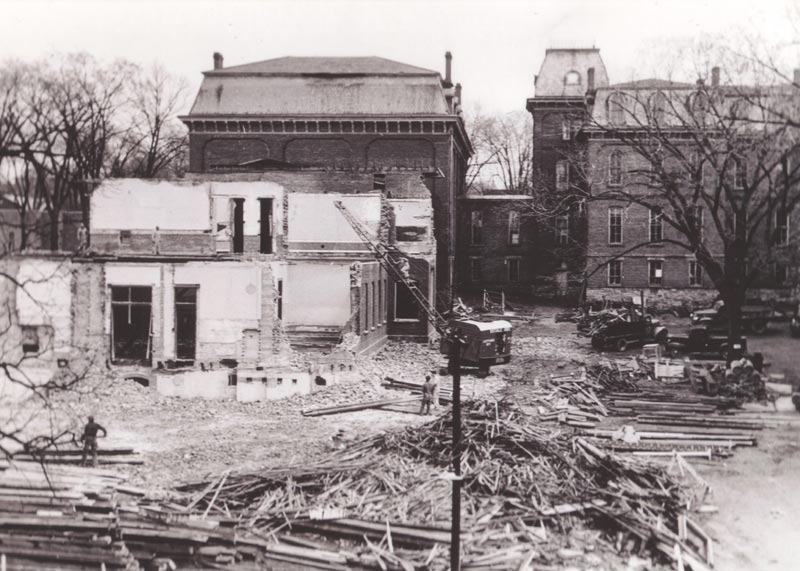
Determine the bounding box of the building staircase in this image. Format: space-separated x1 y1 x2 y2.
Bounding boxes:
284 325 342 352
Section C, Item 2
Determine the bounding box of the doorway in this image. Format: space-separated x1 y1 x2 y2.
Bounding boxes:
175 286 198 361
232 198 244 253
259 198 273 254
111 286 152 364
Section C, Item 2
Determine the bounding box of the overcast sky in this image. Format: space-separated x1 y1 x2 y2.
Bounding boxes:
2 0 798 114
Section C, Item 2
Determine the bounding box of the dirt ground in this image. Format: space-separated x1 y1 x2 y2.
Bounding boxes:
10 306 800 569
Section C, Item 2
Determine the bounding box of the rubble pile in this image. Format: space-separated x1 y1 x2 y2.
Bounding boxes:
173 399 711 570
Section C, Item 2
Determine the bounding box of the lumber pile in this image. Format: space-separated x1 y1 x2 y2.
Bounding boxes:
174 399 714 570
10 444 143 465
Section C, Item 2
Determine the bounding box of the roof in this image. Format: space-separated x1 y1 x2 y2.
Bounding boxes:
534 48 609 97
206 56 439 77
461 194 533 201
189 75 451 116
610 78 695 89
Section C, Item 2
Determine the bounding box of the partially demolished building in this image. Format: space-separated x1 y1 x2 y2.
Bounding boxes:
2 53 468 401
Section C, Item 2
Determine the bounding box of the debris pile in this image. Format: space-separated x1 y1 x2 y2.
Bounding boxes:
174 399 712 570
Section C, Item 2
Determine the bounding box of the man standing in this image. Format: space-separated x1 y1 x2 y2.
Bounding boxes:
80 416 107 467
420 375 436 415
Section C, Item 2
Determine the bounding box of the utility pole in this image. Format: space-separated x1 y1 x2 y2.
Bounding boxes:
449 337 462 570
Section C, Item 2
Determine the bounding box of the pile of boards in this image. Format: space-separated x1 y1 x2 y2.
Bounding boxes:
174 399 715 570
10 444 143 466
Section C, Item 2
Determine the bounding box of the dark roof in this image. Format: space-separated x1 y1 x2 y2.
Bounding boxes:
610 78 695 89
207 56 439 77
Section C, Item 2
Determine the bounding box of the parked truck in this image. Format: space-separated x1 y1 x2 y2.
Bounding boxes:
690 300 771 334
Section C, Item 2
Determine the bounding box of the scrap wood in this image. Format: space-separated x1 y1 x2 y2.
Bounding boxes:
302 396 421 417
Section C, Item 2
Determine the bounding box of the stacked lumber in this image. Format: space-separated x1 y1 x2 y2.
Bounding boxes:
10 444 142 465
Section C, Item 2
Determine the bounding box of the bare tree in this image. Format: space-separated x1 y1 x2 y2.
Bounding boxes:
109 64 189 178
466 109 533 193
582 70 800 341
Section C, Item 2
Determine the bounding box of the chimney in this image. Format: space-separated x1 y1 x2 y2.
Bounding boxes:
213 52 224 70
455 82 462 105
444 51 453 86
794 68 800 85
711 66 720 87
587 67 595 92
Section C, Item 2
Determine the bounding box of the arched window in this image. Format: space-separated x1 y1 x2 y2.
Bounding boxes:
564 71 581 86
609 151 623 186
649 91 667 124
607 92 626 126
689 91 709 123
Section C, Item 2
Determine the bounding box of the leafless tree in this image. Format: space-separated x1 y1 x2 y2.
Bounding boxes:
466 108 533 193
582 69 800 341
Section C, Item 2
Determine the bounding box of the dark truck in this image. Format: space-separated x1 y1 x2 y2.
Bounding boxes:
591 311 668 352
667 327 749 360
690 300 771 335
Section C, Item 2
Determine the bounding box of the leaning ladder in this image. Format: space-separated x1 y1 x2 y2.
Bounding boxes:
333 200 448 334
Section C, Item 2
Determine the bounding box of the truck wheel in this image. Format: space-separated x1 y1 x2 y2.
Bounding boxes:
792 393 800 413
669 346 682 358
749 320 767 335
615 339 628 352
478 361 490 378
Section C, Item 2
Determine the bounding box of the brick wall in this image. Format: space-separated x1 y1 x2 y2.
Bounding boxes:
456 199 538 296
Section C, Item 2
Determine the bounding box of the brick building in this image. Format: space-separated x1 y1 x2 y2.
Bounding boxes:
181 53 470 306
527 48 800 308
456 192 538 296
523 49 610 299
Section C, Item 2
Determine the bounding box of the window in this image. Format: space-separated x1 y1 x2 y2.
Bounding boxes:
469 257 482 281
364 283 370 332
470 211 483 245
7 231 15 253
507 258 520 282
556 160 569 190
394 283 418 320
649 259 664 286
564 71 581 86
508 211 520 245
690 152 705 185
608 207 623 244
685 206 703 240
649 208 663 242
555 215 569 245
21 326 39 354
608 260 622 286
608 151 623 186
119 230 132 245
649 91 667 124
561 119 572 140
373 280 378 328
689 260 703 286
608 92 626 126
373 173 386 191
774 262 788 285
732 156 746 189
774 208 790 246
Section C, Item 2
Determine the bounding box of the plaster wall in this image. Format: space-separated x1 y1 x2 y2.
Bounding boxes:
284 262 351 326
287 194 381 248
15 259 73 349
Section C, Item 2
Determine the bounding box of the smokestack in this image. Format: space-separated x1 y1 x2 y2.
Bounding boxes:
213 52 224 70
711 66 720 87
587 67 595 92
444 51 452 86
455 82 462 105
794 68 800 85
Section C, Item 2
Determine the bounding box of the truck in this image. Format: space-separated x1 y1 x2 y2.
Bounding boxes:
690 300 771 334
441 319 512 376
666 327 749 361
591 311 668 352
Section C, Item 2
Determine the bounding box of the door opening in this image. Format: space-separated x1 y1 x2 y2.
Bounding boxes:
232 198 245 253
175 286 198 361
111 286 152 365
259 198 273 254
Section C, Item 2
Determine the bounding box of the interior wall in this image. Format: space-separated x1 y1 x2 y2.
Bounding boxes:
210 181 285 237
91 180 211 231
15 259 73 349
287 194 381 247
284 262 351 326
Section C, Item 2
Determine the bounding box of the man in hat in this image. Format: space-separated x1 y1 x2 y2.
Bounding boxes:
80 416 107 467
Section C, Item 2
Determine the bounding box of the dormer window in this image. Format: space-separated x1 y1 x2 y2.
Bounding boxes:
608 92 626 126
564 71 581 86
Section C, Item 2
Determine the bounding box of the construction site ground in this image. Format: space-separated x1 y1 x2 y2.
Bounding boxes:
21 307 800 570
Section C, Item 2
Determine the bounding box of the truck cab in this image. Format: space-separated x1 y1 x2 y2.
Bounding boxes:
441 319 512 376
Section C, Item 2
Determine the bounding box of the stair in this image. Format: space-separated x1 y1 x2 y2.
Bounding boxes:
284 325 342 352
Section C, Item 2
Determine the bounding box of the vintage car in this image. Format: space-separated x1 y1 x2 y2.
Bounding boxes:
691 300 771 334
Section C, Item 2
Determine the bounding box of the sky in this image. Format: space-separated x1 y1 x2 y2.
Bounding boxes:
1 0 798 114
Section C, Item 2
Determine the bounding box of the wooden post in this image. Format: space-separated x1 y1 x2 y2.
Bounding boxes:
449 337 462 570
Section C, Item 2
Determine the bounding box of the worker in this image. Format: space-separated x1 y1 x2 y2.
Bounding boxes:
80 416 107 467
419 375 435 415
430 369 442 411
397 256 411 280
